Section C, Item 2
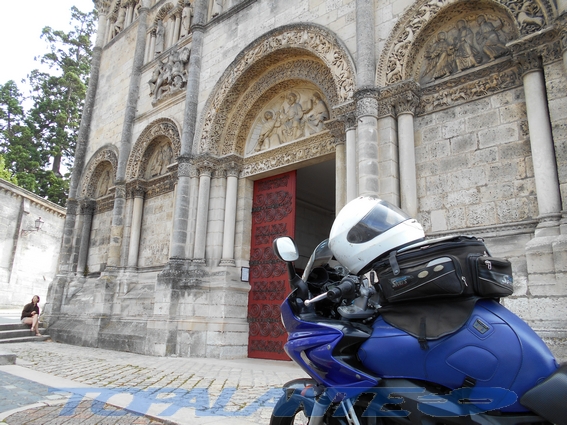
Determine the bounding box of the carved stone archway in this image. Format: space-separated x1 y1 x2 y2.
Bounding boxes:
80 146 119 198
198 23 356 157
377 0 556 86
125 118 181 181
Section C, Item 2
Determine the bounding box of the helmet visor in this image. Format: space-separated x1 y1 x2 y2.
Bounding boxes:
347 200 411 243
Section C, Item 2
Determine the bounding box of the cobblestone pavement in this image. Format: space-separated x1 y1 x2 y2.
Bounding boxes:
0 341 305 424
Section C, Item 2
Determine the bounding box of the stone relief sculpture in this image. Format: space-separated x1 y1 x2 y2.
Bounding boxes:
147 143 174 178
248 89 330 154
380 1 545 86
212 0 223 17
420 14 511 84
155 20 165 54
181 1 193 37
113 6 126 37
149 46 190 105
96 168 114 197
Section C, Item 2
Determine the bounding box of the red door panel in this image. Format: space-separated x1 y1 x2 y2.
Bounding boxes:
247 171 296 360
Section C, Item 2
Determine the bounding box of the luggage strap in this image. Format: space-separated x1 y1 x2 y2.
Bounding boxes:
389 250 400 276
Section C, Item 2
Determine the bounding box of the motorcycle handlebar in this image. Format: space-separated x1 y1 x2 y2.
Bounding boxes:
326 276 358 302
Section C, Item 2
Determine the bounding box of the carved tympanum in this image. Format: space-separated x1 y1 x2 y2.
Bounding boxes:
246 88 330 155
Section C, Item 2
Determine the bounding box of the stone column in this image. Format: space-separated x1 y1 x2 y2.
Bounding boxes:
76 200 96 275
186 166 200 259
520 53 562 232
193 160 214 263
107 2 149 269
326 119 347 213
345 114 357 203
166 0 208 263
58 7 108 273
220 160 241 266
173 13 181 45
394 89 420 218
127 186 146 268
356 0 375 89
355 89 380 197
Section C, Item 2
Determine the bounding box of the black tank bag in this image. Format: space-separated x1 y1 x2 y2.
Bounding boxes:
372 235 513 304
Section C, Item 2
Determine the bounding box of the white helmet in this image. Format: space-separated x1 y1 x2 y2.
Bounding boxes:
329 197 424 274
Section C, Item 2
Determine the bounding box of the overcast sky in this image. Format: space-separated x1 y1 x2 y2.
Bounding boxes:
0 0 96 91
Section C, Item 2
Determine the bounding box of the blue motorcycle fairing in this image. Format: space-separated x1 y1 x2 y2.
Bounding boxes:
280 296 378 391
358 299 558 412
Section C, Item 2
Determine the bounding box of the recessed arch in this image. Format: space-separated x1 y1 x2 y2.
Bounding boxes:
197 23 356 156
80 145 119 198
126 117 181 181
377 0 556 86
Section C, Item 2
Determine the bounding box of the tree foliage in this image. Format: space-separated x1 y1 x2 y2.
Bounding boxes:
0 6 96 206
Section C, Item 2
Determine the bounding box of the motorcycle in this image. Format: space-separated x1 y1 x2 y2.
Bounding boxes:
269 197 567 425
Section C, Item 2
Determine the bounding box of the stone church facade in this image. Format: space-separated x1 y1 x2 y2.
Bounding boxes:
44 0 567 360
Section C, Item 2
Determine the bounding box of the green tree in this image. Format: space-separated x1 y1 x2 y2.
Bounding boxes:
25 6 97 205
0 6 96 206
0 155 18 184
0 80 43 192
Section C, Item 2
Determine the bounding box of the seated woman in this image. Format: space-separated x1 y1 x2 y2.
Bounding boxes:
21 295 41 336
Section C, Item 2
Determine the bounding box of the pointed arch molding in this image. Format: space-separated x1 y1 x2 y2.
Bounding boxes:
126 117 182 181
198 23 356 156
377 0 557 86
80 145 119 198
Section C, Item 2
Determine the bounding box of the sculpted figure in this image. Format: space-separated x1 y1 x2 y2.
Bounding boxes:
424 31 455 80
212 0 223 17
113 7 126 36
255 111 281 152
181 1 193 37
279 92 304 142
454 20 480 72
475 15 507 60
155 20 165 54
304 92 329 136
97 169 112 197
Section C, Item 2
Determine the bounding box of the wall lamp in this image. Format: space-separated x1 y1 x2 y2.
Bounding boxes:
22 216 45 235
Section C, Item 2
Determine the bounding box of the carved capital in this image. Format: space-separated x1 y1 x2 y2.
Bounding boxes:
114 183 127 199
325 119 346 145
66 199 79 216
79 199 97 215
220 155 243 178
131 185 147 199
356 96 379 118
393 90 420 116
516 51 542 76
177 154 194 177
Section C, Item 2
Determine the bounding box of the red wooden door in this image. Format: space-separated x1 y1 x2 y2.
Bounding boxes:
247 171 296 360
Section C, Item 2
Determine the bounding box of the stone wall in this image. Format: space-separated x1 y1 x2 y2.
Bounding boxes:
0 179 66 308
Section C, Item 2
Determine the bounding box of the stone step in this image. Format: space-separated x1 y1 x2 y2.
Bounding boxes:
0 323 49 344
0 335 50 344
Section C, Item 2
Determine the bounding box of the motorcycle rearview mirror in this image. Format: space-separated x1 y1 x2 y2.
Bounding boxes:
273 237 299 262
273 237 309 301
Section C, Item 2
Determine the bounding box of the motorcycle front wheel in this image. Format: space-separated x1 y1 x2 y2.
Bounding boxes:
270 406 310 425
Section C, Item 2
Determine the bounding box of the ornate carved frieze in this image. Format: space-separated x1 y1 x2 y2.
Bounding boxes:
80 147 119 198
126 118 181 180
418 61 522 114
241 132 335 178
149 45 191 106
377 0 554 87
95 194 115 214
198 24 356 156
